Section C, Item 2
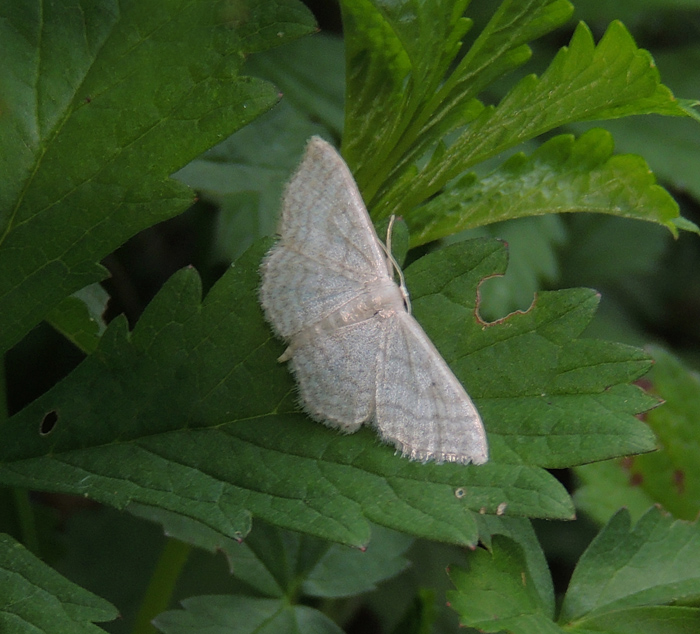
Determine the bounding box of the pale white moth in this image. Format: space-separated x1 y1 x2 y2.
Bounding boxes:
260 137 487 465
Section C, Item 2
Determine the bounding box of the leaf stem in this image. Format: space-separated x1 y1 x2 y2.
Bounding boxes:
12 489 40 556
132 538 191 634
0 353 6 422
0 364 39 557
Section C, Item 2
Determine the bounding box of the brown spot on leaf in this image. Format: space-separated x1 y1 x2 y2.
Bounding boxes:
620 456 635 470
673 470 685 494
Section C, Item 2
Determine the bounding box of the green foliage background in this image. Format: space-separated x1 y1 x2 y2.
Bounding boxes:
2 1 700 633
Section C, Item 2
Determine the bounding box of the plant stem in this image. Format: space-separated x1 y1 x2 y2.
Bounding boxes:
0 353 7 422
12 489 40 556
2 359 40 557
132 537 191 634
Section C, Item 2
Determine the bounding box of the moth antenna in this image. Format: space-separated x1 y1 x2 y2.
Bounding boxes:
381 215 411 314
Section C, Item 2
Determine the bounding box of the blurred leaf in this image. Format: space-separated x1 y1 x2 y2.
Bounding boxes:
553 211 687 353
454 215 566 321
226 522 412 599
128 503 237 554
0 0 316 353
573 607 700 634
559 215 671 289
173 102 329 262
390 588 437 634
300 526 412 598
574 0 700 27
135 507 412 632
133 506 414 601
410 129 685 246
557 214 673 339
0 533 117 633
366 538 469 633
174 34 345 262
574 459 655 526
245 33 345 135
154 595 344 634
574 348 700 524
634 348 700 520
46 284 109 354
654 45 700 105
53 506 168 634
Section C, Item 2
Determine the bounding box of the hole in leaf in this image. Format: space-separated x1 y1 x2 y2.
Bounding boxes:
40 410 58 435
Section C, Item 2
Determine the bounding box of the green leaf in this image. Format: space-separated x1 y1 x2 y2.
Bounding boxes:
154 595 344 634
174 34 345 262
1 234 660 546
574 347 700 524
133 507 413 601
477 515 556 618
560 507 700 626
447 535 561 633
408 240 657 469
415 0 576 145
629 348 700 521
448 509 700 632
372 20 686 219
0 533 118 633
572 44 700 205
672 216 700 235
245 33 345 135
227 521 412 599
574 459 655 526
409 128 683 246
341 0 575 203
390 588 437 634
0 242 572 548
455 215 566 321
341 0 472 187
339 3 692 246
572 118 700 213
572 606 700 634
45 283 109 354
0 0 316 353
